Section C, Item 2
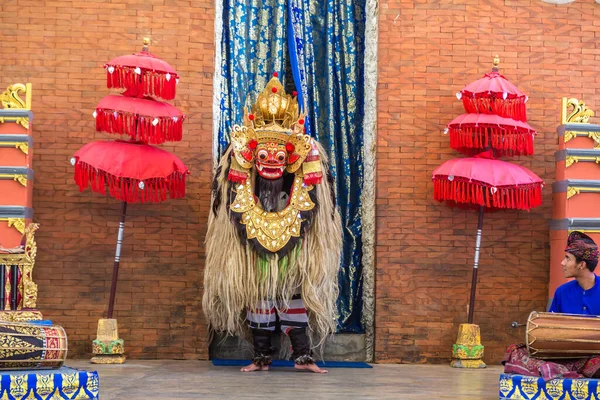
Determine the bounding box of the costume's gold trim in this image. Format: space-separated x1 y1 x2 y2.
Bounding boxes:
248 77 300 129
230 124 256 169
0 83 32 130
228 77 312 175
286 133 312 173
302 160 322 175
230 173 315 252
0 174 28 187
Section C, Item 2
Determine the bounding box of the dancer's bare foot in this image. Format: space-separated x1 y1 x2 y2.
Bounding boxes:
241 363 269 372
294 363 328 373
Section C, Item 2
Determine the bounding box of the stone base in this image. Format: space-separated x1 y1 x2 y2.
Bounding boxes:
451 323 486 369
210 332 367 362
91 318 125 364
450 358 486 369
0 366 99 399
90 354 126 364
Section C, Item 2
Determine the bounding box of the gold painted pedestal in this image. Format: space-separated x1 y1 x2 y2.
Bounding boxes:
91 318 126 364
450 323 486 368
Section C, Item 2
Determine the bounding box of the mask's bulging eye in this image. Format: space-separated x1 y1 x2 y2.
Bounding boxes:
276 151 286 163
258 150 268 161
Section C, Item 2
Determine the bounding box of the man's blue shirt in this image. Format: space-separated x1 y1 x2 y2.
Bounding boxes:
549 275 600 315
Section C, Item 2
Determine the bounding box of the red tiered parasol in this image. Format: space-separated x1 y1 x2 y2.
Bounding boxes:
447 113 536 157
105 39 179 100
458 57 528 122
95 95 185 144
449 55 536 157
73 140 188 204
72 39 188 320
432 151 543 211
433 56 543 326
432 151 544 324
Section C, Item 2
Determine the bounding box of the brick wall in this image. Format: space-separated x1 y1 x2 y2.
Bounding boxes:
0 1 214 359
377 0 600 363
2 0 599 364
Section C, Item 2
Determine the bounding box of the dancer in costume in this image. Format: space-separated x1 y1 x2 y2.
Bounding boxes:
203 74 342 373
503 231 600 380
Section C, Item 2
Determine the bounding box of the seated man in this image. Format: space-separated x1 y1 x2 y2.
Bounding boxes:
503 231 600 380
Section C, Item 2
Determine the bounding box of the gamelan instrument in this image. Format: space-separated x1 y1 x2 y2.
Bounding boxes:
526 311 600 359
0 321 67 369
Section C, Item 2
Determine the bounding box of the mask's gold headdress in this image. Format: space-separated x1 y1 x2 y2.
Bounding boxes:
228 73 322 185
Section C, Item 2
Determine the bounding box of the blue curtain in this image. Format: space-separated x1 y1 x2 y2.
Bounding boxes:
216 0 288 156
217 0 366 332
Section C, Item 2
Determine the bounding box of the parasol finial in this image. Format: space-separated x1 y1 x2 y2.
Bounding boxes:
142 37 150 53
492 55 500 72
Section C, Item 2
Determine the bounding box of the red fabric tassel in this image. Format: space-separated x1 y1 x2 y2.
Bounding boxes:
74 160 187 204
449 125 534 157
95 108 184 144
433 176 542 211
106 66 178 101
461 96 528 122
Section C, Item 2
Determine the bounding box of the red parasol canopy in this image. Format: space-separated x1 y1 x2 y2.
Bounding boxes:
432 151 543 211
459 71 528 122
73 140 189 204
95 95 185 144
105 51 179 100
447 113 536 157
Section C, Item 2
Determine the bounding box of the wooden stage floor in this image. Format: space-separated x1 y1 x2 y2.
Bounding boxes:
67 360 503 399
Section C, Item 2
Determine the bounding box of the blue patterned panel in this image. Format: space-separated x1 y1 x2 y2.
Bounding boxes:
499 373 600 400
0 367 99 400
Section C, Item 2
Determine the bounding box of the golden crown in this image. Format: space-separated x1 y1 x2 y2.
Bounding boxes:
243 74 304 135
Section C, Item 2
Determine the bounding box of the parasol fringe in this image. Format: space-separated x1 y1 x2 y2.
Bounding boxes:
432 176 542 211
95 108 184 144
106 66 178 101
461 96 527 122
448 126 534 157
73 160 188 204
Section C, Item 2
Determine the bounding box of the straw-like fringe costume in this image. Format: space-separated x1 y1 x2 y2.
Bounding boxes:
203 75 342 367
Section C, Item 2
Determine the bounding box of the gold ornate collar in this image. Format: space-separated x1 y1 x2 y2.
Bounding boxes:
230 174 315 253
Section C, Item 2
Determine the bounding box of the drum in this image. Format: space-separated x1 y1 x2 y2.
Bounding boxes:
0 321 67 369
527 311 600 359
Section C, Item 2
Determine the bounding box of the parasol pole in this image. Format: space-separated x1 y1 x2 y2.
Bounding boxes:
107 201 127 319
467 205 485 324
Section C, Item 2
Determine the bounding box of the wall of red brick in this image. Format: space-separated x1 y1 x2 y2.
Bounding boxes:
2 0 599 364
0 1 214 359
376 0 600 363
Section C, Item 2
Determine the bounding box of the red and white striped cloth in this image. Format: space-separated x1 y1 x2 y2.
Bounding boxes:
247 294 309 334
